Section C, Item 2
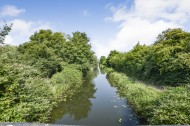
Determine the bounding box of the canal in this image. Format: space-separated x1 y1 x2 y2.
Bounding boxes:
49 69 139 126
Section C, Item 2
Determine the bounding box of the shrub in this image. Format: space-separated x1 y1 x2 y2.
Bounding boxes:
50 65 83 101
149 86 190 124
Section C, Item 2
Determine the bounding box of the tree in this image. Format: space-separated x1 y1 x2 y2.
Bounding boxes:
63 31 96 73
18 29 66 77
99 56 106 65
103 28 190 85
146 28 190 84
124 43 149 78
0 22 12 45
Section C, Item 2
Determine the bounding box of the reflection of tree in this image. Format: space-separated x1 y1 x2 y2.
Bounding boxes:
106 74 126 98
49 70 97 122
99 65 106 74
106 74 116 88
100 68 106 74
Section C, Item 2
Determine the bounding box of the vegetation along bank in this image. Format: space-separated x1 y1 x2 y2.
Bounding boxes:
100 28 190 125
0 24 97 122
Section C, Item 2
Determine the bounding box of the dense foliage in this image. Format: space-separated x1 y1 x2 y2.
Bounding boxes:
103 28 190 85
63 32 97 74
18 30 97 77
0 29 97 122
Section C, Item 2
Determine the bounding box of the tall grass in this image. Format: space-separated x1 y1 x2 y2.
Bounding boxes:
107 71 190 124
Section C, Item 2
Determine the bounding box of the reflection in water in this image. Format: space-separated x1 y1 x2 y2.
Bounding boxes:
99 65 107 74
106 74 126 97
49 68 98 122
50 67 139 126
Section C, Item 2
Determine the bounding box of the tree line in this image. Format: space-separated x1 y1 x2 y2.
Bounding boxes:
100 28 190 85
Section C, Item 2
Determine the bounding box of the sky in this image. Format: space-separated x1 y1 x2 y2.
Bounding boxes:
0 0 190 58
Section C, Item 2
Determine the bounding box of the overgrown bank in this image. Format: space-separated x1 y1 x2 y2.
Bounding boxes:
107 71 190 124
0 29 97 122
101 28 190 85
100 28 190 124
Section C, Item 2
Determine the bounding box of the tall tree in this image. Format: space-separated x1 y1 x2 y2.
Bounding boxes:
63 32 96 72
18 29 66 77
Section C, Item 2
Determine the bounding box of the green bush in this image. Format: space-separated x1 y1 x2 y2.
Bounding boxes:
149 86 190 124
50 65 83 101
0 62 83 122
0 63 53 122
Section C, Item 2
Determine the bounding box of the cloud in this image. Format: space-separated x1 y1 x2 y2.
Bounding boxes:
108 18 180 52
0 5 25 17
91 39 110 58
4 19 54 45
82 9 90 17
100 0 190 57
106 0 190 24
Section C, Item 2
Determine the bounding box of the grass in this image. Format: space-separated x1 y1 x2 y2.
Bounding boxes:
107 71 190 125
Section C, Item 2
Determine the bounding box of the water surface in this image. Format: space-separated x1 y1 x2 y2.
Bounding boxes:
50 70 139 126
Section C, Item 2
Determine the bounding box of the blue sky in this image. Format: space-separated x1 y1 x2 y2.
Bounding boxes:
0 0 190 58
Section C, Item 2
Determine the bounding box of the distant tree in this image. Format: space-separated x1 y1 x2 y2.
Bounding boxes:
99 56 106 65
63 31 96 73
0 22 12 45
106 50 120 67
103 28 190 85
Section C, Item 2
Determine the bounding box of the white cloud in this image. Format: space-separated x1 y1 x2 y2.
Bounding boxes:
91 39 110 58
105 5 128 22
4 19 54 45
108 18 180 52
106 0 190 24
0 5 25 17
3 35 13 45
82 9 90 17
99 0 190 57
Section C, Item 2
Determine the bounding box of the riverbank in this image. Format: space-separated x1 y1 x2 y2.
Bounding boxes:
0 63 84 122
106 70 190 125
0 30 97 123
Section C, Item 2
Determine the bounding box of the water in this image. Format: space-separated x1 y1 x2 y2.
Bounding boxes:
49 69 139 126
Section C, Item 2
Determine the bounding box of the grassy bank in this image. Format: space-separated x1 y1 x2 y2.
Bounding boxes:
107 71 190 125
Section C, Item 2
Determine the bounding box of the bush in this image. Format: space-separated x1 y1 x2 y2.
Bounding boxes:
149 86 190 124
50 65 83 101
0 63 83 122
0 63 53 122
